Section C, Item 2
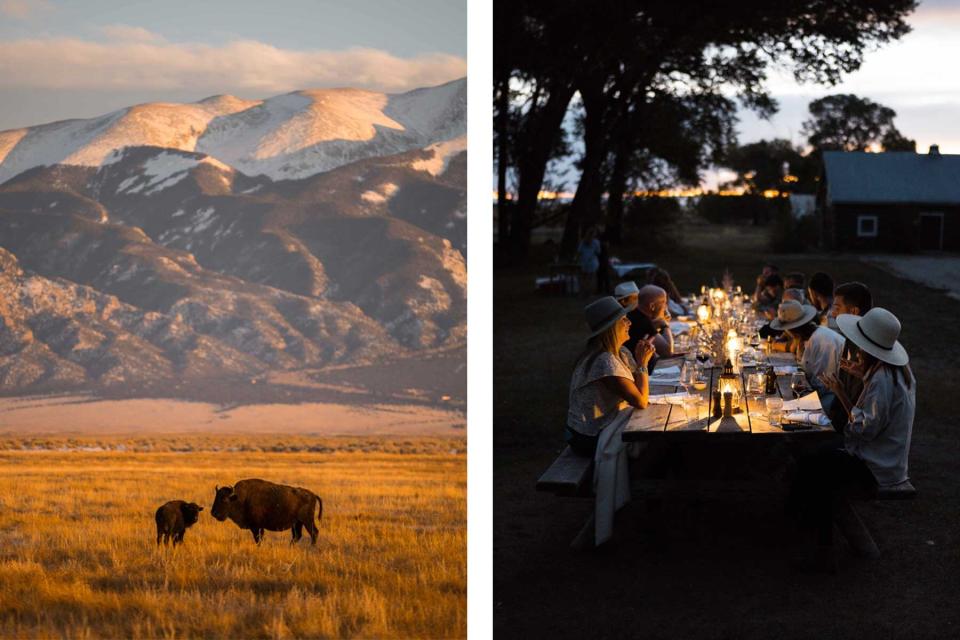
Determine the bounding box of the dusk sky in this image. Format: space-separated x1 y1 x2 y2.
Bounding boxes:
0 0 466 131
730 0 960 175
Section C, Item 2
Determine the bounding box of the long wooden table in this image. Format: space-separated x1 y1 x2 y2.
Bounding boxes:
622 352 836 442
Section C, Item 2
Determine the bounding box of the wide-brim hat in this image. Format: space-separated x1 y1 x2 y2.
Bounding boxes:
836 308 909 366
769 300 818 331
614 281 639 300
613 281 639 312
585 296 629 338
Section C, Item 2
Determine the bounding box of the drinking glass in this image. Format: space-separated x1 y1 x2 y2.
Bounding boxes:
747 372 766 417
790 372 807 398
683 395 701 424
766 397 784 427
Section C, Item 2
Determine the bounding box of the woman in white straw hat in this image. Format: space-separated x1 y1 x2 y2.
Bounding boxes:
821 307 915 486
566 296 656 455
791 307 916 564
770 299 846 385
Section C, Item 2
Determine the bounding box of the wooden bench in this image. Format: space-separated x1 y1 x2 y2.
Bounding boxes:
836 480 918 558
536 446 593 497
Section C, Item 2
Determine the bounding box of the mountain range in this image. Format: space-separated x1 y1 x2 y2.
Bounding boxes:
0 78 466 407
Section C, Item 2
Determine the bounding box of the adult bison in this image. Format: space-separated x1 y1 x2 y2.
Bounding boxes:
211 479 322 545
155 500 203 546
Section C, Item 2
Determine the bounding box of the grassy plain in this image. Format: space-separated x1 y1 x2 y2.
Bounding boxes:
0 436 465 639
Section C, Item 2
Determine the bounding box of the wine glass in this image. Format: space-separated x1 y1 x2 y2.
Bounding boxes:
790 372 807 398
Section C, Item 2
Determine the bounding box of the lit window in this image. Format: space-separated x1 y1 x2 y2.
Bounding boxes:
857 215 878 238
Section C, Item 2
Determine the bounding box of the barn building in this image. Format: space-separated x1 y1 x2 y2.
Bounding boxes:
818 147 960 251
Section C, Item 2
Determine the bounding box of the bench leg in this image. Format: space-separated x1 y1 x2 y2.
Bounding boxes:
834 498 880 558
570 513 596 550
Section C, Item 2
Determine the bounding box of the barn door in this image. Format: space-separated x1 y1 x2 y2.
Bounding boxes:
919 212 944 251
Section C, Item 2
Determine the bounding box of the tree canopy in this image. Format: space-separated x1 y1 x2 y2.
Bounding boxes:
495 0 918 260
802 94 917 152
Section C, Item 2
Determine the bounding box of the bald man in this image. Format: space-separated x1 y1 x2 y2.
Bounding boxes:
625 285 674 363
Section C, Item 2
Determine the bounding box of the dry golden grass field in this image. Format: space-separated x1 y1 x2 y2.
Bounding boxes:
0 436 466 639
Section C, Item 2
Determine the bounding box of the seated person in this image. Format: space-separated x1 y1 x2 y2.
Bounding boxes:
794 308 915 557
783 288 806 304
826 282 874 421
807 272 835 327
625 285 674 360
613 280 639 312
829 281 873 325
784 272 806 291
752 263 779 305
769 300 845 384
647 267 689 317
754 273 784 319
758 287 805 341
566 297 656 455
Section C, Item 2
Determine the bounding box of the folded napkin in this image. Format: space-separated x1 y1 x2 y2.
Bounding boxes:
669 321 691 335
774 365 799 375
649 365 681 383
783 411 831 426
782 390 822 412
648 391 692 405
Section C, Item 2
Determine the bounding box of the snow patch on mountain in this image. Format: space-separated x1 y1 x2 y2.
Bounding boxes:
361 191 386 204
360 182 399 205
114 152 233 196
188 207 217 234
411 136 467 176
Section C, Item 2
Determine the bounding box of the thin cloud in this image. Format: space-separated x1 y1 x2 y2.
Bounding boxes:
0 0 51 19
0 34 466 93
100 25 166 43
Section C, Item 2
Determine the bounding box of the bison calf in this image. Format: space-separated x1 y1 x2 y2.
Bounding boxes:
211 478 322 545
155 500 203 546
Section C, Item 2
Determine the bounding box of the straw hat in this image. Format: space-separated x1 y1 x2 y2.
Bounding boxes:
613 281 640 311
836 308 909 366
769 300 818 331
614 281 639 299
585 296 629 338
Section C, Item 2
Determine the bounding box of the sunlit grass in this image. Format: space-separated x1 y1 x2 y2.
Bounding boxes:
0 439 466 638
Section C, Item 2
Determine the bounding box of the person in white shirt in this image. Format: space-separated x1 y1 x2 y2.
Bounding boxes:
566 296 656 455
821 307 915 489
790 307 915 566
769 300 845 383
807 272 834 326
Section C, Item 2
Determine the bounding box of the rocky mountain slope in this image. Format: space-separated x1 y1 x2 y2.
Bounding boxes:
0 79 466 401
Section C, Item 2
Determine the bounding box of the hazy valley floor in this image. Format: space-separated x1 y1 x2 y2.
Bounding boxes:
0 442 466 638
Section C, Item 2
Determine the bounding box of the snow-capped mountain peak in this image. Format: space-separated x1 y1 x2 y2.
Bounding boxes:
0 78 466 183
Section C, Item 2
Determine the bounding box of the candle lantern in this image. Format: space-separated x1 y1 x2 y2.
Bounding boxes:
715 358 745 432
718 358 741 412
697 303 711 323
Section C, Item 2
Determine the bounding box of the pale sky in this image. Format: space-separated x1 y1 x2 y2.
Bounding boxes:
735 0 960 156
507 0 960 194
0 0 466 131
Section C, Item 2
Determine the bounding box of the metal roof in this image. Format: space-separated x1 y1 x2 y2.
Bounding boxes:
823 150 960 205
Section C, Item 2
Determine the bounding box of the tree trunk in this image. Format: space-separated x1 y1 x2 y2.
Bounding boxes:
496 73 510 256
605 135 629 245
561 75 607 259
511 81 576 261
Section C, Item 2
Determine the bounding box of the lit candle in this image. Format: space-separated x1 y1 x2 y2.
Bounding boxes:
697 304 711 322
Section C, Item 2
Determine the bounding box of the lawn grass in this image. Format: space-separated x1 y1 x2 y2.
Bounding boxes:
494 235 960 639
0 437 465 639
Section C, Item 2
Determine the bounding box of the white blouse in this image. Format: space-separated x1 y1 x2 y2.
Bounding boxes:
845 364 916 487
567 347 637 437
801 326 846 381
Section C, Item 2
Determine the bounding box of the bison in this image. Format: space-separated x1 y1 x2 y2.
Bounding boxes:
211 478 322 545
155 500 203 546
